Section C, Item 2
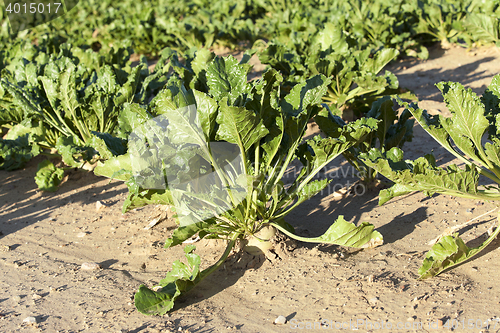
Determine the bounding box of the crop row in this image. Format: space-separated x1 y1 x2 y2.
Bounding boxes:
1 0 500 57
1 0 500 316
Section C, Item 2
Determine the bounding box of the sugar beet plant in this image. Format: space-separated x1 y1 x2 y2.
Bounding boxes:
0 44 171 191
361 75 500 279
95 54 383 315
316 96 414 185
259 25 403 120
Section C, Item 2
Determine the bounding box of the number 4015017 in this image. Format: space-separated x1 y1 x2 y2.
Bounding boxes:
5 3 62 14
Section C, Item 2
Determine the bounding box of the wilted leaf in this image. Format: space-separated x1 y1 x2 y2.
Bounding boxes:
419 221 500 279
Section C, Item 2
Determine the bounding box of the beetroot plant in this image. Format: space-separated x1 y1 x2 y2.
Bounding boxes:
361 75 500 278
96 53 383 314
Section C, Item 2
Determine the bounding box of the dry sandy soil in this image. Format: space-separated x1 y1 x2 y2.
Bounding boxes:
2 44 500 333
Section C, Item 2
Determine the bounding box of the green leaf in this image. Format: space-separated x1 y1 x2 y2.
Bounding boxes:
164 221 213 248
314 107 345 138
191 48 214 76
385 108 414 151
160 103 206 148
437 81 490 167
134 245 201 315
314 23 348 53
88 132 127 160
378 183 413 206
93 153 134 181
58 66 87 138
292 178 330 207
35 160 65 192
482 75 500 122
271 215 383 248
55 136 91 168
206 56 250 105
134 285 177 316
0 134 40 170
399 99 462 161
215 101 269 153
281 75 331 146
4 120 45 142
116 103 152 139
282 75 330 118
153 77 196 115
362 48 399 75
249 69 284 165
463 14 499 45
1 78 44 120
307 117 378 166
365 96 397 148
193 90 218 141
419 221 500 279
122 178 173 213
360 147 484 205
135 239 236 315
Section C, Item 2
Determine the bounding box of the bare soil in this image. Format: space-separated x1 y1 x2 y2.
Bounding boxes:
2 44 500 333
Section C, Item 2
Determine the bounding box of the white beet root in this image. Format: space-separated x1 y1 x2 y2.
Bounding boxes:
244 225 276 255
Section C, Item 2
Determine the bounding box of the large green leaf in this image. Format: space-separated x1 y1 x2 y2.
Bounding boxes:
206 56 251 105
437 81 490 167
215 101 269 153
361 147 483 205
271 215 383 248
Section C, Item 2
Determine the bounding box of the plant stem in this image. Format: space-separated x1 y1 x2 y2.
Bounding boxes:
198 233 238 281
270 221 322 243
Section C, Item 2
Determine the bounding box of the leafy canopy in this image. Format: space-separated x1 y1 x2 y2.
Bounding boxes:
360 75 500 278
96 53 383 314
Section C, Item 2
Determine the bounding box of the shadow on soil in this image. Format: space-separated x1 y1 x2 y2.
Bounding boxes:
0 156 127 238
167 251 266 327
282 174 428 246
389 44 496 100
